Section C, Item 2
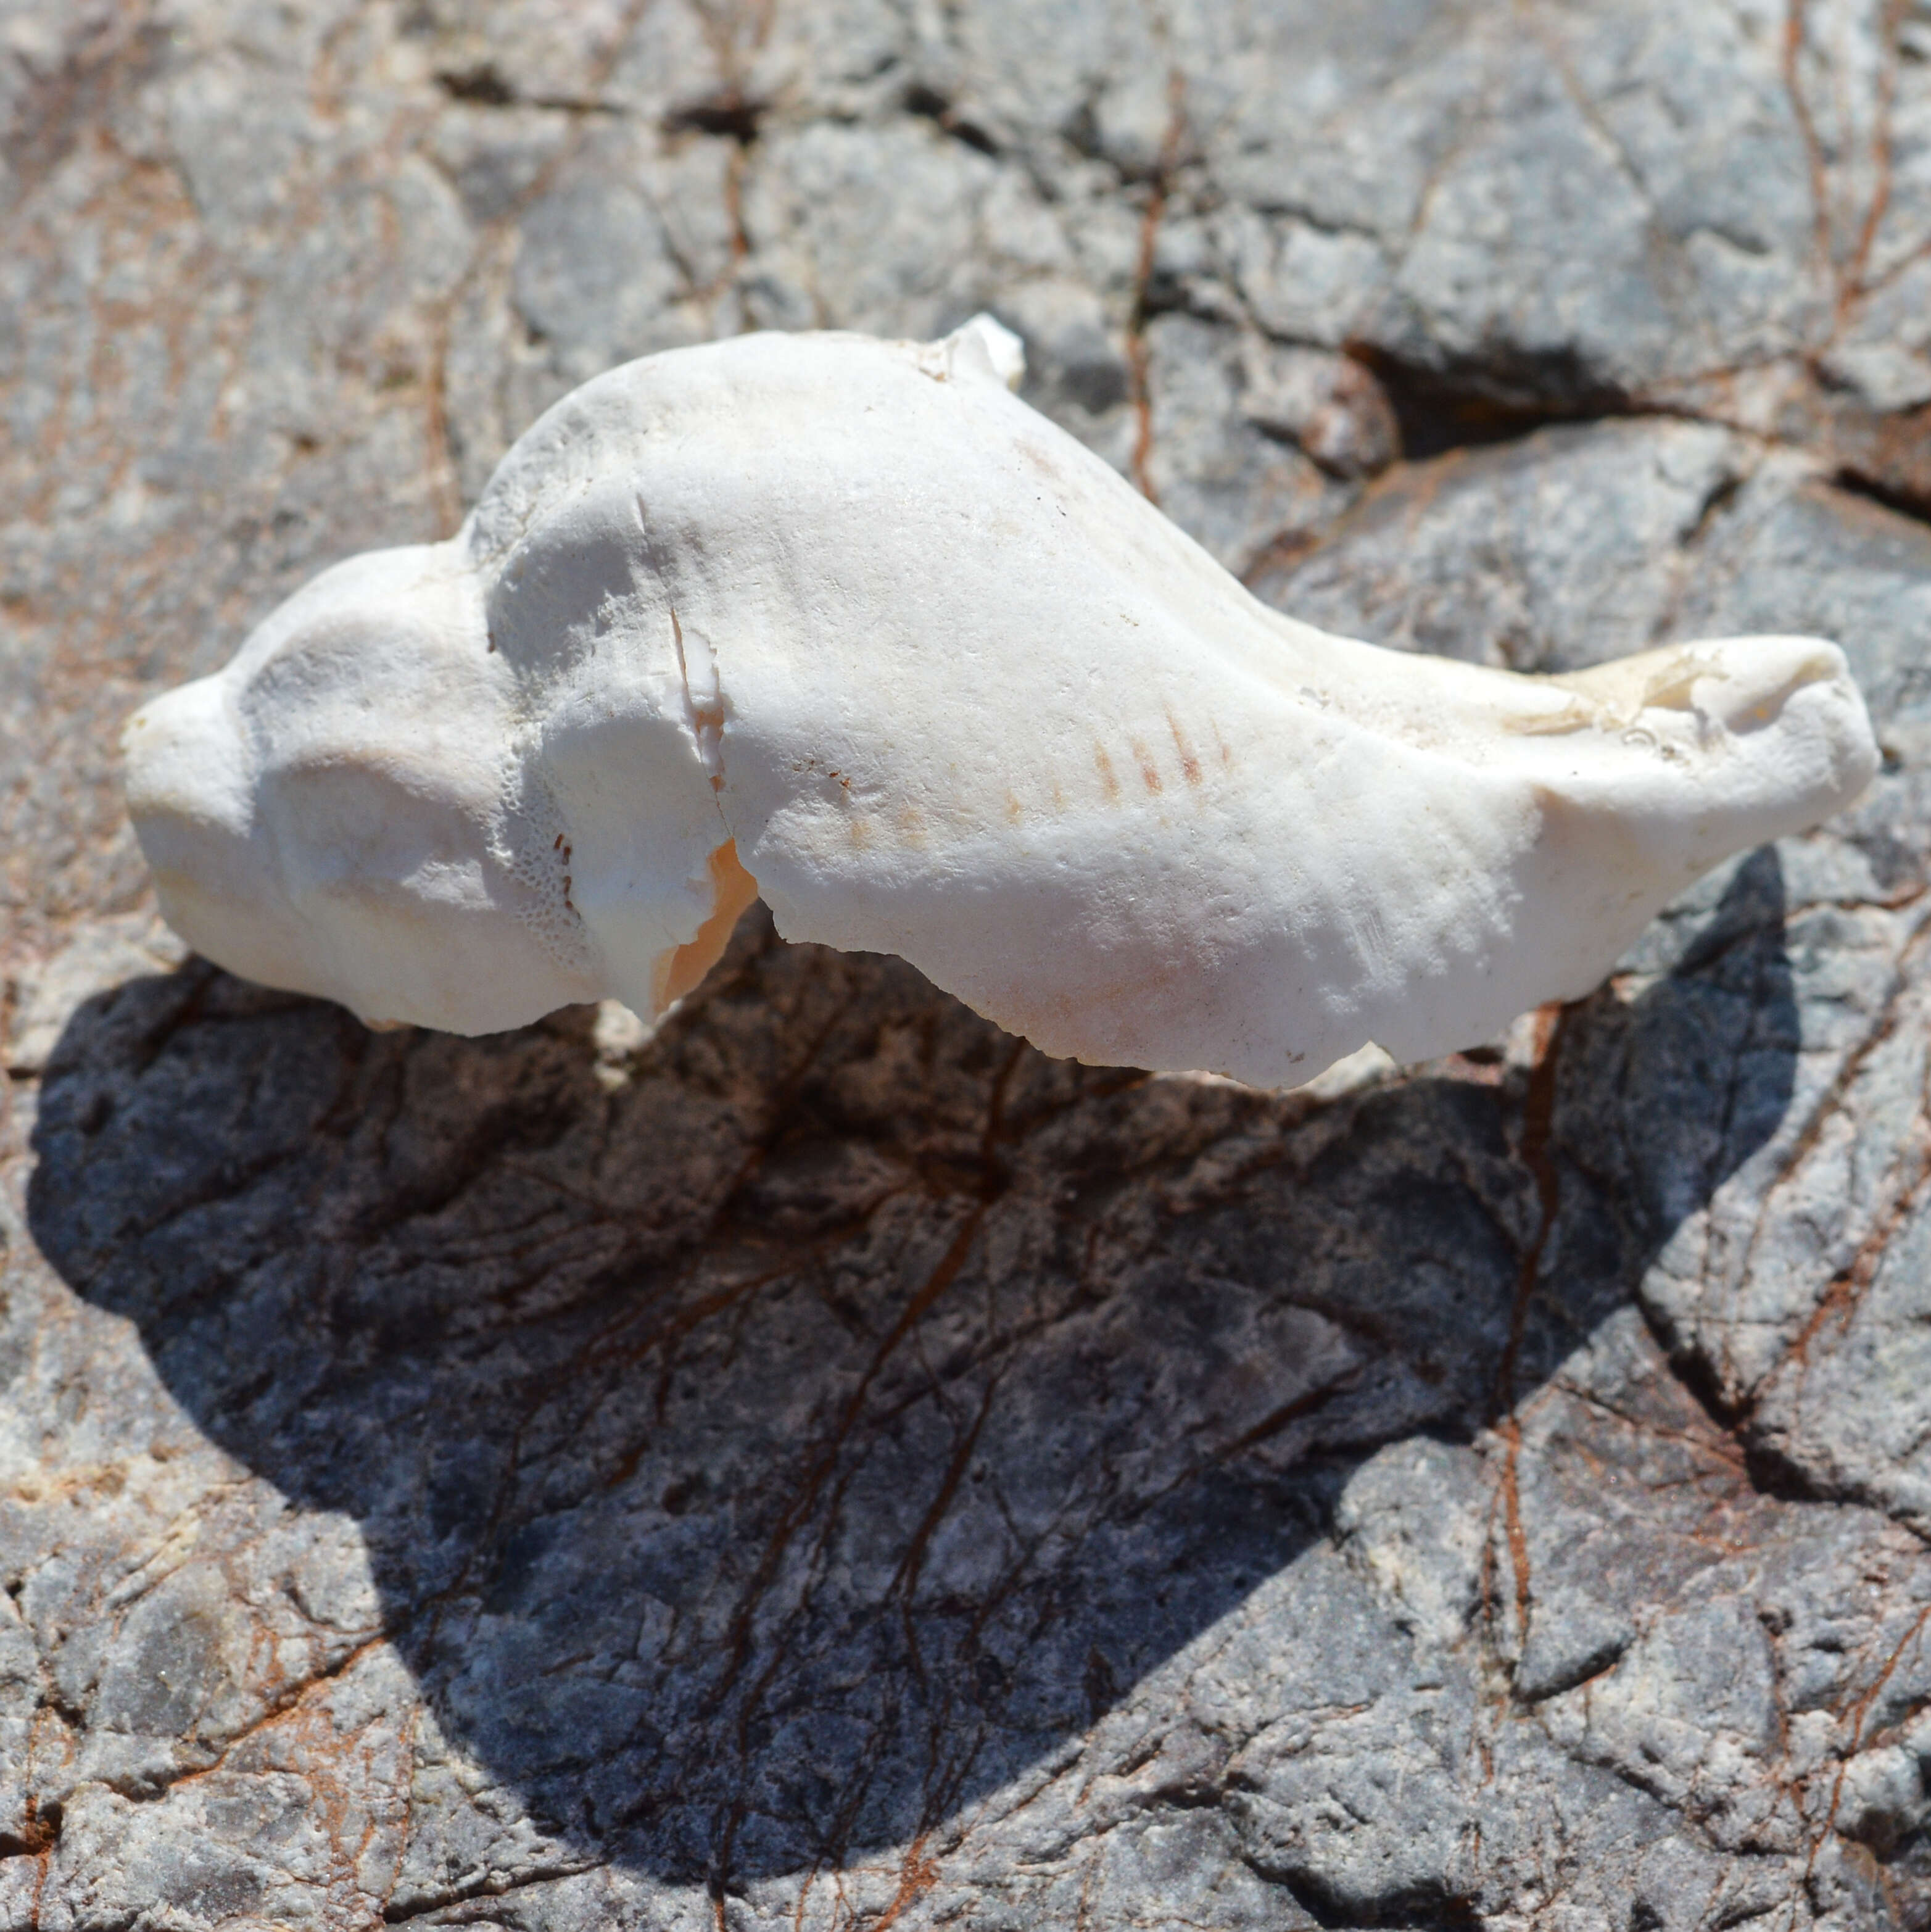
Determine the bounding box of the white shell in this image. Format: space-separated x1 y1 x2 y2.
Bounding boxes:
123 318 1879 1087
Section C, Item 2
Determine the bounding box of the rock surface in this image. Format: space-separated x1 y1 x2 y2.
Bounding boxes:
6 1 1931 1926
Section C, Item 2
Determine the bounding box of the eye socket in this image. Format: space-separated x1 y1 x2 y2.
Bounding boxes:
261 758 491 903
255 756 579 1035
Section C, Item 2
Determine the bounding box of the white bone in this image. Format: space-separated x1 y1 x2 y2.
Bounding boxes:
123 317 1877 1087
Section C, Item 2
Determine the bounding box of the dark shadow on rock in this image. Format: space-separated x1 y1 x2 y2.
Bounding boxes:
27 852 1796 1896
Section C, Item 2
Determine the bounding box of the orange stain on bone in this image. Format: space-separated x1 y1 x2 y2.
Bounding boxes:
1131 739 1162 793
1165 708 1202 784
1094 744 1120 800
657 839 759 1009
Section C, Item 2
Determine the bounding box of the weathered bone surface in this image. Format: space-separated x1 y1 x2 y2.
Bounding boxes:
123 318 1877 1085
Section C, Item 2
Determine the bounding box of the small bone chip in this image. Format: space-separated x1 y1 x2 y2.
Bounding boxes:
123 317 1877 1087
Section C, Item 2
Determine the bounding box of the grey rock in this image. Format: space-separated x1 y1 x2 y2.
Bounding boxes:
7 0 1931 1926
1140 313 1358 572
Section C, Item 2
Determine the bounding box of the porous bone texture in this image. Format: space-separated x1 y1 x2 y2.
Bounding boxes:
7 1 1931 1928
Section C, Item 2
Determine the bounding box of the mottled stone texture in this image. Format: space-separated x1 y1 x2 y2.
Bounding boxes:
6 2 1931 1927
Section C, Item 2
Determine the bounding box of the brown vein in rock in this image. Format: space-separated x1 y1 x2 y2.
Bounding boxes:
867 1834 941 1931
417 0 664 531
1777 1154 1931 1409
890 1372 1002 1681
1840 0 1908 321
700 1036 1025 1907
1810 1595 1931 1875
1718 910 1931 1408
1125 67 1187 504
1783 0 1835 301
1491 999 1568 1659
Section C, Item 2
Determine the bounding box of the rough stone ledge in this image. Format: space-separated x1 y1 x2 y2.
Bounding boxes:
8 0 1931 1925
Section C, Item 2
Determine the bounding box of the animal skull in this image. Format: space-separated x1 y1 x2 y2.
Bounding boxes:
123 317 1877 1087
